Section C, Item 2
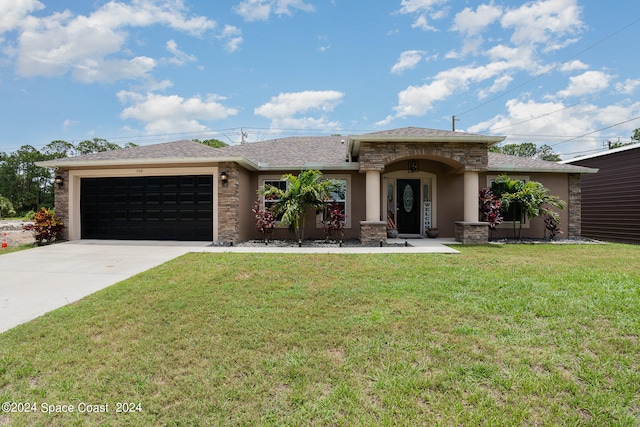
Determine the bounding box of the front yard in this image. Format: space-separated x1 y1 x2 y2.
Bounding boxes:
1 245 639 426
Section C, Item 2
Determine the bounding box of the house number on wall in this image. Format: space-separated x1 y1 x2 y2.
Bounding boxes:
403 184 413 213
135 169 144 174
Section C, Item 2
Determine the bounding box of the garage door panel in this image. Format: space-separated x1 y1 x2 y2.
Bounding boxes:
81 175 213 241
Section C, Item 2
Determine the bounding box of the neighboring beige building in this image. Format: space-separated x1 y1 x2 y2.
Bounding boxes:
38 127 596 244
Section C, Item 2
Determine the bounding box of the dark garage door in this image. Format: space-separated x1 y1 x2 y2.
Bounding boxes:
81 175 213 241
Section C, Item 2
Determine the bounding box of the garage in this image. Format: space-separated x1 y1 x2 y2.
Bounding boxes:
80 175 213 241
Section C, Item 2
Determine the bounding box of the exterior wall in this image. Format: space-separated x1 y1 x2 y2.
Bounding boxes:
247 170 363 241
568 147 640 244
480 172 574 240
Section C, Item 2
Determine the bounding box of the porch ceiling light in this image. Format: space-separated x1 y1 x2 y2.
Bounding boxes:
408 160 418 173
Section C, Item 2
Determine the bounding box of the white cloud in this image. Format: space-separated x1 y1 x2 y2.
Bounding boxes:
478 74 514 100
501 0 583 50
615 78 640 95
391 50 425 74
378 61 511 125
13 0 215 81
452 4 502 37
559 60 589 72
556 70 611 98
0 0 43 35
166 39 197 66
234 0 314 22
217 25 243 53
397 0 448 31
254 90 344 129
118 91 238 134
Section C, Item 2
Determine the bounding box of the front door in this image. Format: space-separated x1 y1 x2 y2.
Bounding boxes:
397 179 420 234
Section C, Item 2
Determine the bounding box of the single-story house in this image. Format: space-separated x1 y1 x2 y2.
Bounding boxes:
38 127 596 244
563 143 640 244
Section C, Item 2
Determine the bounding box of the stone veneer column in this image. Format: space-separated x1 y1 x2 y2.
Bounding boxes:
54 169 70 241
216 162 240 244
568 173 582 238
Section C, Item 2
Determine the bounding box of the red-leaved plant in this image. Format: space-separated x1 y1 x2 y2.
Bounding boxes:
479 188 503 234
322 201 345 242
252 200 276 243
23 208 64 244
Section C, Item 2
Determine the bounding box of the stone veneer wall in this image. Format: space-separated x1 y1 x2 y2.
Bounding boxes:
568 173 582 238
54 169 70 241
455 221 489 244
359 221 387 246
217 162 240 244
358 141 488 171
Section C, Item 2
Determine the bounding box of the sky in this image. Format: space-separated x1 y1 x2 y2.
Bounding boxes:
1 0 640 160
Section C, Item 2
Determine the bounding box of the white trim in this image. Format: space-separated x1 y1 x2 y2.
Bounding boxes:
68 167 218 241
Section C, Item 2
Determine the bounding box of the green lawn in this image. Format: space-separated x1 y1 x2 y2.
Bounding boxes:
1 245 639 426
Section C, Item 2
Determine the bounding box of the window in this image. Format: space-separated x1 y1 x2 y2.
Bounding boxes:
261 178 287 221
317 177 350 228
487 175 529 227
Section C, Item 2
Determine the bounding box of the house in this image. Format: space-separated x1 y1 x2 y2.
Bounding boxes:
563 143 640 244
37 127 596 244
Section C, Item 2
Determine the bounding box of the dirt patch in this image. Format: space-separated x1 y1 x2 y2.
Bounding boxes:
0 221 36 247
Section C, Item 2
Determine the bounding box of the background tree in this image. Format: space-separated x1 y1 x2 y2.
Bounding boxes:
258 170 344 242
490 142 561 161
0 138 131 216
0 196 16 219
193 139 227 148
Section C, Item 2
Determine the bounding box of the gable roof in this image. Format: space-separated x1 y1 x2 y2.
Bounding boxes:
220 135 355 170
36 128 595 174
37 139 260 170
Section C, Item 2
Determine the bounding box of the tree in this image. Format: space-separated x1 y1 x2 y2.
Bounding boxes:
491 175 566 240
76 138 122 155
490 142 561 161
193 139 227 148
0 196 16 219
258 170 344 241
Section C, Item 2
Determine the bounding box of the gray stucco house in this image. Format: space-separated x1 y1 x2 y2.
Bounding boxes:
38 127 596 244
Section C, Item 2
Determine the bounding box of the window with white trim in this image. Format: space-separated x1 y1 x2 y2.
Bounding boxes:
260 177 287 222
316 176 350 228
487 175 529 227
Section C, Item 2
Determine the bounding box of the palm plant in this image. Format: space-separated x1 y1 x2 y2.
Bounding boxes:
491 175 566 240
258 170 344 241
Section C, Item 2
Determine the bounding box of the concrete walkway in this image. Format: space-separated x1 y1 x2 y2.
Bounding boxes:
0 238 458 333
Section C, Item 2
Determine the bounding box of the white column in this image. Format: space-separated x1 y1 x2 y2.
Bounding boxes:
463 171 479 222
365 170 381 221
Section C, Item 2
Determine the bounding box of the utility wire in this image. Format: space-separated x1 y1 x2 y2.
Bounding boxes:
454 16 640 118
550 115 640 147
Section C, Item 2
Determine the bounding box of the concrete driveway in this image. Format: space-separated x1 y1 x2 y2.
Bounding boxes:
0 241 210 333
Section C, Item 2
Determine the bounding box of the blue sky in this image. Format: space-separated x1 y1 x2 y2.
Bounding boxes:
1 0 639 159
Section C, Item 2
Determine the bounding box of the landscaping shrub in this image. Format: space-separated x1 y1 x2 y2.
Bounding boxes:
23 208 64 244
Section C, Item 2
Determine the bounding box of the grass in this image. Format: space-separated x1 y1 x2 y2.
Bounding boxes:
0 244 33 255
1 244 639 426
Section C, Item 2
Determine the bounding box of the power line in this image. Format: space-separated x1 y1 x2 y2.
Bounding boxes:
550 115 640 147
454 16 640 118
